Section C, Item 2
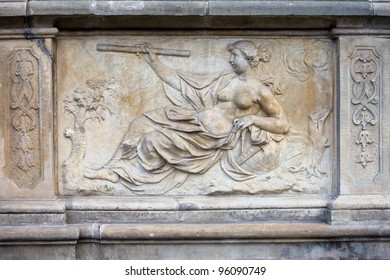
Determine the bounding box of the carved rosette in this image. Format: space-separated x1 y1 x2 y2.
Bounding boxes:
8 49 41 189
349 47 381 182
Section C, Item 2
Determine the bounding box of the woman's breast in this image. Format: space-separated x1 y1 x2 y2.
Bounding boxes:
233 91 254 110
217 86 255 110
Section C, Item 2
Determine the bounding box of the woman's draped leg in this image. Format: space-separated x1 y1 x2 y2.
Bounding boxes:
115 115 160 160
84 115 161 182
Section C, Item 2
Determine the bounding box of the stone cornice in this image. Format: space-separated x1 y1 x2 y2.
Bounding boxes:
1 1 389 17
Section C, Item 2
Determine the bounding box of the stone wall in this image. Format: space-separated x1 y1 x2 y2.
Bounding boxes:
0 0 389 259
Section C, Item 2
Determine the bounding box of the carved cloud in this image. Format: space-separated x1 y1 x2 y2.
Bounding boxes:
283 40 331 82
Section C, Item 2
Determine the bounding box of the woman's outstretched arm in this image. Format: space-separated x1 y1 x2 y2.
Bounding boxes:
144 46 181 91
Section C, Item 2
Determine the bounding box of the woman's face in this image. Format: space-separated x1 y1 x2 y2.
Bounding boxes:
229 49 250 74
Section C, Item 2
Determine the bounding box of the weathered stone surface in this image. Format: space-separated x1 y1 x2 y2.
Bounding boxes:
1 0 390 260
0 213 65 225
208 1 373 16
0 244 76 260
339 36 390 195
57 36 334 197
0 225 79 241
66 209 328 224
63 195 330 211
329 195 390 223
22 1 378 17
373 2 390 16
97 241 390 260
0 1 26 17
99 223 390 240
0 37 55 197
28 1 208 16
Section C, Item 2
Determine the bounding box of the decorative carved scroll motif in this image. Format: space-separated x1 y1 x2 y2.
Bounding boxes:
350 47 380 182
9 49 41 189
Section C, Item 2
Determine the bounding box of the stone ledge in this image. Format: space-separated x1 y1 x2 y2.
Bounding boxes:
0 213 66 226
0 225 80 242
332 28 390 35
0 2 26 17
62 195 331 211
1 223 390 243
0 199 65 213
100 223 390 240
330 209 390 224
0 198 66 228
330 195 390 210
373 2 390 16
90 240 390 259
66 209 328 224
0 1 380 17
209 1 373 16
27 1 208 16
0 27 58 38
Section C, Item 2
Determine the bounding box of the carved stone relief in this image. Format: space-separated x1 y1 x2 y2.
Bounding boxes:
8 49 41 189
57 37 333 196
283 40 332 179
349 47 381 183
0 39 55 198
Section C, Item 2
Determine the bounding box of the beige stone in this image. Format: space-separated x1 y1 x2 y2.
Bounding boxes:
56 36 334 197
0 38 55 198
1 0 390 260
339 36 390 195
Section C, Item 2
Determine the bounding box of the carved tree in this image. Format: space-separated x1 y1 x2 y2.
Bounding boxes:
288 107 332 178
63 78 119 189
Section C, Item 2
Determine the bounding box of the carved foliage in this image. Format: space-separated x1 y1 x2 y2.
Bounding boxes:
63 78 119 191
8 49 41 189
350 47 380 180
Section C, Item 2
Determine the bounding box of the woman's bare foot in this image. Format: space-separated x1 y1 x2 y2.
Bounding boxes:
84 168 119 183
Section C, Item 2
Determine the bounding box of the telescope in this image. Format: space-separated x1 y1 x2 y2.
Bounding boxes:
96 44 191 57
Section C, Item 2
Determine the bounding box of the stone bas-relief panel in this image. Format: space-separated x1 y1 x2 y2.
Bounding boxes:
57 37 334 196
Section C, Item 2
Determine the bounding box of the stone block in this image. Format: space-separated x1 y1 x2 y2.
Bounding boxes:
0 1 26 17
208 1 372 16
56 36 334 199
27 1 208 16
338 36 390 195
0 36 55 198
97 241 390 259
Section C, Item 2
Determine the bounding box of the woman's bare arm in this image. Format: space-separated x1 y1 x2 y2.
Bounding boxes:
144 46 181 91
234 87 289 134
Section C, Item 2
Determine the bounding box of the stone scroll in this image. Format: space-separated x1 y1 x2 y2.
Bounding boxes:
57 37 334 196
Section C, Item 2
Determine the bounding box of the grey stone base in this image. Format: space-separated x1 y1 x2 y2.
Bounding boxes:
0 244 76 260
1 222 390 259
0 197 389 259
79 241 390 260
2 239 389 260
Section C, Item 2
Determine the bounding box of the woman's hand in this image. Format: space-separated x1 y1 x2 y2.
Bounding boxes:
144 45 158 64
233 115 256 131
